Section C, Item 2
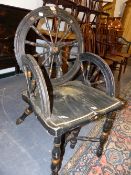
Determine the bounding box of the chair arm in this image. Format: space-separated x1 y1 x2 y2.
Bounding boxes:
96 40 124 46
118 37 131 53
119 36 131 45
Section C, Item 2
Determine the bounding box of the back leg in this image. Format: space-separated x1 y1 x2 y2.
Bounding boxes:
70 127 81 149
16 105 33 125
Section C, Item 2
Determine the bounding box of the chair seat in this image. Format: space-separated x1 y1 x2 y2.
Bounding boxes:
22 81 123 136
116 52 130 58
105 54 125 63
103 58 114 66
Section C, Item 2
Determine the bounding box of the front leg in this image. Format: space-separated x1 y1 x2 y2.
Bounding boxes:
51 136 61 175
96 112 116 157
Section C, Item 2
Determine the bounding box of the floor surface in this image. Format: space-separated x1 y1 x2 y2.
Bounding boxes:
0 74 97 175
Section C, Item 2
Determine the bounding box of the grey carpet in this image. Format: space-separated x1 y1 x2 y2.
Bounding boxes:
0 74 95 175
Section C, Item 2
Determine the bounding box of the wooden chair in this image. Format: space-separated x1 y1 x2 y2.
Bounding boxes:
14 6 123 175
43 0 77 16
95 22 114 66
106 17 130 79
112 36 131 73
16 53 123 175
96 20 130 81
81 23 96 52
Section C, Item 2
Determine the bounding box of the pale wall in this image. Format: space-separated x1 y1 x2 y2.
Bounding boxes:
0 0 43 10
114 0 127 17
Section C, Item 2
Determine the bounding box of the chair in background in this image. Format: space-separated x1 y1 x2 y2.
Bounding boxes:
106 18 130 80
43 0 77 16
42 0 110 54
95 21 115 67
14 6 123 174
96 17 130 81
113 35 131 73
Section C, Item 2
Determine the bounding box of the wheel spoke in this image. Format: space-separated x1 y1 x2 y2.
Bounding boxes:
49 55 55 78
80 63 86 82
44 17 53 44
90 80 105 86
33 51 49 58
58 25 71 43
88 64 95 80
56 67 63 78
60 49 78 57
23 67 32 97
58 40 78 47
85 62 91 81
90 68 100 82
33 53 43 57
25 40 48 48
55 18 61 43
32 79 36 89
41 53 52 65
31 25 50 45
55 57 63 78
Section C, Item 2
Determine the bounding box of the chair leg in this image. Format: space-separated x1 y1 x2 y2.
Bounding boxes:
96 112 116 157
51 136 61 175
123 58 128 73
70 127 81 149
16 106 33 125
118 63 122 81
15 64 20 74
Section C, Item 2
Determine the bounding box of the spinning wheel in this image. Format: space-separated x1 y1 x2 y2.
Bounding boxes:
14 6 83 85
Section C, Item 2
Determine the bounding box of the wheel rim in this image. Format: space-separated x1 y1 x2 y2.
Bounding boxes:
14 6 83 85
22 54 50 118
80 52 115 97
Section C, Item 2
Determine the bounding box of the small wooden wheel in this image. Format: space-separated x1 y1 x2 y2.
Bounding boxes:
80 52 115 96
21 54 50 118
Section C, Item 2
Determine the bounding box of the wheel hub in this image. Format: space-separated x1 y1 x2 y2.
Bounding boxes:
50 45 59 54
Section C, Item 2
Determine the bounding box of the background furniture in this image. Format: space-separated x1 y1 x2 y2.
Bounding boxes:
96 17 131 81
0 4 29 72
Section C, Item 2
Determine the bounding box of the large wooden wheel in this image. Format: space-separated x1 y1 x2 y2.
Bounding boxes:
14 6 84 85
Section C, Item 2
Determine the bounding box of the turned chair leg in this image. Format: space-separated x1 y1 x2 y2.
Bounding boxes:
51 137 61 175
123 58 128 73
96 112 116 157
118 63 123 81
70 127 81 149
16 105 33 125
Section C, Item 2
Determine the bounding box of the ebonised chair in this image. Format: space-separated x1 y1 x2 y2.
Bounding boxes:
14 6 123 175
17 53 123 174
